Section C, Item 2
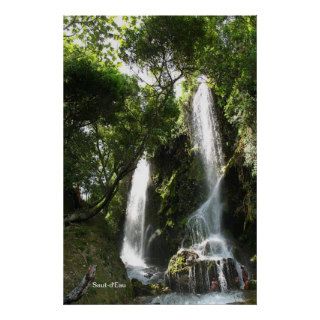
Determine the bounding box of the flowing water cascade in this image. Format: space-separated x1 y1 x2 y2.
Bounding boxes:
121 157 165 285
165 81 245 295
188 82 226 253
121 157 150 268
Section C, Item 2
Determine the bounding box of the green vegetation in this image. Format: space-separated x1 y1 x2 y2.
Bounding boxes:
64 214 133 304
131 279 171 298
63 15 256 303
167 254 189 275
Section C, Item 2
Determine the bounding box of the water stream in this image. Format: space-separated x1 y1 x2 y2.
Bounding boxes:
121 157 150 268
185 81 244 289
120 157 165 285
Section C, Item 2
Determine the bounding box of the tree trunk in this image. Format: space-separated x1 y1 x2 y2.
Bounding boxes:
64 164 135 224
64 184 116 223
64 137 146 224
64 265 96 304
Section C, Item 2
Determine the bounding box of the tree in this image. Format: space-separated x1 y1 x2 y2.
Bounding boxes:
63 15 256 227
64 40 180 223
63 16 119 62
119 16 206 90
117 15 257 226
64 42 145 222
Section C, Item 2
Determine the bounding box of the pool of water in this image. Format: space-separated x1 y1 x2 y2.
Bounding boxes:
126 264 256 305
150 291 246 305
125 264 165 285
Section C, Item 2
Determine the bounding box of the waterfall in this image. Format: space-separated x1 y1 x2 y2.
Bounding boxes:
191 82 224 188
121 157 150 267
217 260 228 292
187 81 228 257
185 81 243 290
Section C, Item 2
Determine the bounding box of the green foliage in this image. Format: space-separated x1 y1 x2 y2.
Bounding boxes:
148 134 207 256
131 279 171 297
64 39 181 218
167 254 188 275
225 87 256 176
201 16 256 98
64 215 133 304
120 16 205 73
64 16 119 62
139 85 181 153
120 15 256 249
104 176 131 238
64 126 97 192
201 16 257 177
63 15 256 259
64 41 139 133
64 42 144 204
120 15 256 175
157 171 177 200
250 255 257 263
248 279 257 290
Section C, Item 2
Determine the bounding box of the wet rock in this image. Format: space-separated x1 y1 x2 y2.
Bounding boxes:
203 241 212 255
131 278 152 296
145 273 153 278
165 249 242 293
166 250 198 273
148 271 165 284
131 278 171 297
224 258 240 290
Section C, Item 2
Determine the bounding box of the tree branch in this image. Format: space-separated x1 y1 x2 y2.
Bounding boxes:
64 265 96 304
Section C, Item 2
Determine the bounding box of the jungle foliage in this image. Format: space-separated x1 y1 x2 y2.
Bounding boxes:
63 16 256 252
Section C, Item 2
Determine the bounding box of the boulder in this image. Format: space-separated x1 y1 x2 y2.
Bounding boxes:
131 278 171 297
131 279 152 296
165 249 242 293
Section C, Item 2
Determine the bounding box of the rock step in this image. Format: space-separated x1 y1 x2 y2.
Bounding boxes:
165 249 243 293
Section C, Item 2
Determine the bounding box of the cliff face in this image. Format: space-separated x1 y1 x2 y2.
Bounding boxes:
144 133 207 264
144 89 256 268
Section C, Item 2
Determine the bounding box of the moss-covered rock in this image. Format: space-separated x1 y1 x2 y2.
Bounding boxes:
146 134 207 262
165 250 242 293
167 249 199 275
131 278 171 297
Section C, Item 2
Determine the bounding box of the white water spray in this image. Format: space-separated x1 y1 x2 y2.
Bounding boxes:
121 157 150 267
187 81 244 289
191 82 224 188
188 82 227 255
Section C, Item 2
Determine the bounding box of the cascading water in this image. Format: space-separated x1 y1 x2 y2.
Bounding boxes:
176 80 245 292
187 81 229 258
121 157 150 268
121 157 165 285
191 82 224 188
120 82 248 304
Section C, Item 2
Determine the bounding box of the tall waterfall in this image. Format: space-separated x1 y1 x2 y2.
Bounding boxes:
191 82 224 189
121 157 150 267
185 81 243 290
187 82 228 256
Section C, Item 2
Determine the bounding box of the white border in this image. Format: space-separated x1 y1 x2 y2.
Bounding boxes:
1 0 319 319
